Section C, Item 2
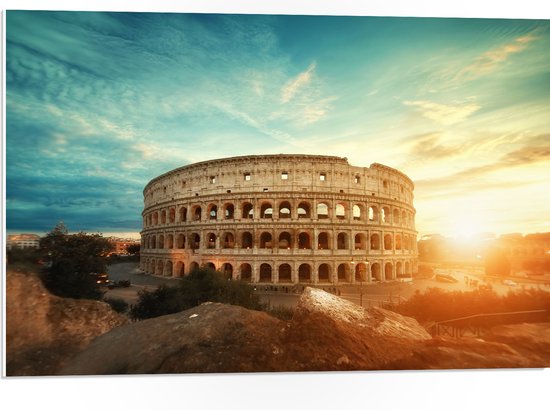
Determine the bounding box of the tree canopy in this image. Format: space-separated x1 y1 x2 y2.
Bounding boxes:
39 222 114 300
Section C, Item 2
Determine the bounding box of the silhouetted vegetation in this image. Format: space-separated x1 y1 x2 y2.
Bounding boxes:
104 297 129 314
485 247 511 276
390 287 550 324
39 222 113 300
129 268 262 320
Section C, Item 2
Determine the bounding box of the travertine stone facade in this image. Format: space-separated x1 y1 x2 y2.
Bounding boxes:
140 154 418 285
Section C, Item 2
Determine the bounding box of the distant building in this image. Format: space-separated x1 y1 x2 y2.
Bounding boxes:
108 237 141 255
7 234 41 250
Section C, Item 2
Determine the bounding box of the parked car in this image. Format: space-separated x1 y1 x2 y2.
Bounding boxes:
435 273 459 283
90 272 110 285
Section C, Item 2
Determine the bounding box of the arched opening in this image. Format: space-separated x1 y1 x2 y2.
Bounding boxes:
385 263 393 280
318 263 331 282
402 211 407 226
166 234 174 249
355 263 367 282
189 261 200 273
371 263 381 281
354 233 366 250
335 203 346 220
370 234 380 250
384 234 393 250
205 262 216 270
179 206 187 222
260 202 273 219
165 261 173 277
158 235 165 249
259 263 272 282
152 212 159 225
151 236 157 249
208 204 218 220
353 204 362 220
224 203 235 219
278 231 292 249
190 233 200 250
242 202 254 219
396 262 403 277
405 261 410 274
337 263 351 282
368 206 378 222
278 263 292 283
393 209 400 224
177 233 186 249
298 264 311 282
297 202 311 218
318 232 330 250
207 233 216 249
260 232 272 249
240 263 252 282
161 210 167 224
298 232 311 249
279 201 291 219
223 232 235 248
317 203 329 219
395 234 402 250
241 231 253 249
337 232 348 249
175 261 185 277
169 208 176 223
221 263 233 280
381 206 390 223
156 260 164 276
192 205 202 221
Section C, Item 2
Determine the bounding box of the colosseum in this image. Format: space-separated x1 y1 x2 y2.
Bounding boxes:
140 154 418 286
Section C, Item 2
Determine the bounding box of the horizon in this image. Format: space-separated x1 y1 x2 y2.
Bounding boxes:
5 11 550 238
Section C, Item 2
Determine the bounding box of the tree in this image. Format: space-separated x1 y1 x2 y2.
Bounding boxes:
39 222 114 300
485 247 511 276
126 243 141 255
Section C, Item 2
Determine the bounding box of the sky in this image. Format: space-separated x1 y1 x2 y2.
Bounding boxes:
4 9 550 239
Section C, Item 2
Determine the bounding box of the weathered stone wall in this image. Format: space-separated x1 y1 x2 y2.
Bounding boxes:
140 154 418 284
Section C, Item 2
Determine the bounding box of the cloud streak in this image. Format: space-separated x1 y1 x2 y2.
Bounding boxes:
403 99 481 125
281 62 317 104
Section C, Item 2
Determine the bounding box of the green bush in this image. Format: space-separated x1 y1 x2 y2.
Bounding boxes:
129 268 262 320
104 297 129 314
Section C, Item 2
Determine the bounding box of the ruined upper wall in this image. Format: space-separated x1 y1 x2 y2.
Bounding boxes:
143 154 414 207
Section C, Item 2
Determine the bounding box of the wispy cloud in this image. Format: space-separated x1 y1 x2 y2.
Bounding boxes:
403 99 481 125
455 32 539 82
281 62 317 104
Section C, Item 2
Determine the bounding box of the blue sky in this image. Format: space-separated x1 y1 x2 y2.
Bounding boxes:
5 10 550 238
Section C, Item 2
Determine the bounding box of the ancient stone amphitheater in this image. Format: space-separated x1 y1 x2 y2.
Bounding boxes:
140 154 417 286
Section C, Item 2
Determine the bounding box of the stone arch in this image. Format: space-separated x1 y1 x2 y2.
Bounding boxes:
335 203 346 220
192 205 202 221
354 233 367 250
260 202 273 219
317 202 329 219
353 204 363 220
221 263 233 279
259 263 272 282
384 234 393 250
156 260 164 276
208 203 218 220
224 203 235 219
402 210 407 226
384 262 393 280
165 260 173 277
278 231 292 249
168 207 176 223
175 261 185 277
189 261 200 272
179 206 187 222
158 234 165 249
161 209 167 224
318 263 331 282
152 212 159 225
396 261 403 277
166 234 174 249
393 209 400 224
318 232 331 250
190 233 200 249
298 263 311 282
260 232 273 249
176 233 186 249
370 233 380 250
241 231 253 249
297 202 311 218
207 232 217 249
355 263 367 282
222 232 235 248
371 263 381 281
240 263 252 282
279 201 291 219
395 234 402 250
337 232 348 249
205 262 216 270
242 202 254 219
368 206 378 222
337 263 351 282
278 263 292 282
381 206 391 223
150 235 157 249
298 231 312 249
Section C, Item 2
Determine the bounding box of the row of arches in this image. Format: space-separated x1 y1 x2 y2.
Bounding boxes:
142 230 417 252
144 200 414 228
141 258 414 283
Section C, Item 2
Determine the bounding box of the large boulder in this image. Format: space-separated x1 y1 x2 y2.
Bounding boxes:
6 269 129 376
60 287 431 374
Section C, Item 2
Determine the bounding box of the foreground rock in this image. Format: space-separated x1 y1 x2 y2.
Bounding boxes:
60 287 431 374
6 269 129 376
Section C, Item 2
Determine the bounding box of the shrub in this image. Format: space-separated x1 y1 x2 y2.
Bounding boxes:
104 297 129 314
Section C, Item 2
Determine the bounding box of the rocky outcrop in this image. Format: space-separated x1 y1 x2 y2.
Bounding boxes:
60 287 431 374
6 269 129 376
